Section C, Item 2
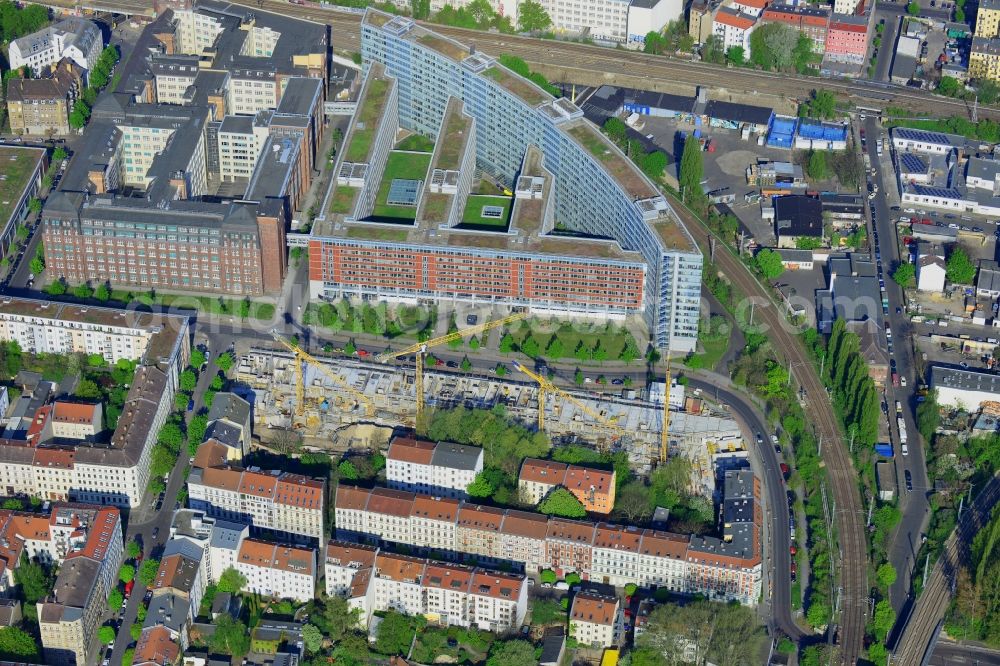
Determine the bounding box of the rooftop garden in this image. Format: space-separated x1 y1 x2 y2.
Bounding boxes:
345 77 390 163
421 193 452 222
483 66 549 107
329 185 359 216
0 148 40 230
417 33 469 62
345 225 410 242
435 108 471 172
567 124 658 200
460 194 512 229
395 134 436 153
371 151 433 220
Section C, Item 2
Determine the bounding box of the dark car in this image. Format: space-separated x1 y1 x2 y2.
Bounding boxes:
466 314 478 326
780 463 790 478
446 361 459 368
904 470 913 491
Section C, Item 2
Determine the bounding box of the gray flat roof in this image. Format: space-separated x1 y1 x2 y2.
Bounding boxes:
931 365 1000 394
431 442 483 471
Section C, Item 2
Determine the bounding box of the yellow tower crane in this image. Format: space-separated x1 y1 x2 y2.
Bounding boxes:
375 312 527 424
271 333 376 419
512 361 625 446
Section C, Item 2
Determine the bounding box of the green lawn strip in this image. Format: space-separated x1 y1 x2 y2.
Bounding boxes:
395 134 435 152
461 194 511 227
512 322 630 361
330 186 359 214
372 151 432 220
345 225 410 242
108 290 275 319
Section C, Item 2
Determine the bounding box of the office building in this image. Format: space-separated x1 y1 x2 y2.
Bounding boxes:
311 12 703 352
386 436 484 499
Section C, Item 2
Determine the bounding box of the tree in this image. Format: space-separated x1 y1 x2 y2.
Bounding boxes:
467 471 494 498
126 540 141 560
27 198 41 215
754 248 785 280
520 336 540 357
217 567 247 594
545 335 565 359
538 487 587 518
499 332 515 353
179 369 198 392
726 46 745 67
517 0 551 31
947 246 976 284
876 562 897 589
188 414 208 446
615 481 653 522
209 374 224 391
871 600 896 641
460 356 472 372
892 262 916 287
301 623 323 654
322 593 362 641
14 555 50 603
807 150 829 180
215 351 234 372
802 89 837 120
703 34 725 64
938 76 961 97
138 558 160 587
94 283 111 301
604 117 628 145
907 0 920 14
107 588 124 612
375 612 417 656
130 623 141 641
74 378 101 399
121 648 135 666
68 108 87 129
190 349 206 369
119 563 135 584
575 368 584 385
679 135 704 205
638 599 765 666
72 283 93 299
210 615 251 656
749 22 799 71
540 569 557 585
98 625 116 645
338 459 359 480
486 639 537 666
979 79 1000 105
0 627 40 660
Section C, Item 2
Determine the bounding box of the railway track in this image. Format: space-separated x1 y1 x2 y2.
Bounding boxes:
673 200 867 664
892 475 1000 664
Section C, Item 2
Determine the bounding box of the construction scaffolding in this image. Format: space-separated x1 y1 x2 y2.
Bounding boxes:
237 347 746 486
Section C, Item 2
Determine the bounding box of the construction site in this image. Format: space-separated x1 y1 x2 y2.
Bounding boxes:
235 345 749 497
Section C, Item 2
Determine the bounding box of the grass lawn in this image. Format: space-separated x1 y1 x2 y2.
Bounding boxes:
475 178 506 196
345 77 389 162
345 225 410 242
410 625 494 665
371 151 432 220
395 134 436 152
0 147 41 235
683 333 729 371
461 194 511 228
330 186 359 215
510 320 635 362
422 193 451 222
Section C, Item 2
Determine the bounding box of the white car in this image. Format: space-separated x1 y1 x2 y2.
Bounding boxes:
900 376 907 387
901 444 910 456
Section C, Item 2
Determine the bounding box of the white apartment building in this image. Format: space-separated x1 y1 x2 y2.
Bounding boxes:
8 19 103 80
0 298 189 369
345 551 528 632
732 0 767 18
50 402 102 440
228 71 278 116
151 56 201 105
713 7 757 52
235 539 316 602
325 540 378 597
409 495 460 552
386 436 484 499
570 592 622 649
188 464 325 542
427 0 680 43
171 7 225 56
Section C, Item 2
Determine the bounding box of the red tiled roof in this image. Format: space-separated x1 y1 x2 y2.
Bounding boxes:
571 592 619 626
716 8 756 29
387 436 436 465
518 458 567 486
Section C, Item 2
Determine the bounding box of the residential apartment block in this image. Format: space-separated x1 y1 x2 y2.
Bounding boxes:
760 4 829 52
518 458 616 513
570 592 623 648
386 436 484 498
823 14 870 66
188 461 325 543
971 36 1000 82
713 7 757 53
8 18 102 79
311 12 703 353
335 476 762 605
0 298 189 508
978 0 1000 38
235 538 316 602
6 61 83 136
327 548 528 632
43 0 328 297
36 505 124 666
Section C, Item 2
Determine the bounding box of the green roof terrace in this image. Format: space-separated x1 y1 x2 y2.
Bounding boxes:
483 66 550 107
566 122 659 201
344 67 392 164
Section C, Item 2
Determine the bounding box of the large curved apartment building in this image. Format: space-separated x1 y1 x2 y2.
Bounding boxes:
310 10 702 351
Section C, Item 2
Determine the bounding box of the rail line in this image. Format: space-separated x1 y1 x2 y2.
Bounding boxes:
892 474 1000 664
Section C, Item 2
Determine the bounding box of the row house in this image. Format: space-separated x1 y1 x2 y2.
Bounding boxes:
335 482 762 605
340 550 528 632
518 458 616 514
235 538 316 602
759 3 830 53
187 461 325 543
386 436 484 499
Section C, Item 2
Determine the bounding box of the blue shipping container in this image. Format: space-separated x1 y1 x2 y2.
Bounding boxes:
875 443 893 457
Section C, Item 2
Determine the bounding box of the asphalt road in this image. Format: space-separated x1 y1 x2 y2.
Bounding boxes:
862 117 933 616
873 14 901 83
685 374 804 642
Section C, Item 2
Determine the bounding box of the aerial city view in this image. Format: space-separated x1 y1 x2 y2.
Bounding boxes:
0 0 999 664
